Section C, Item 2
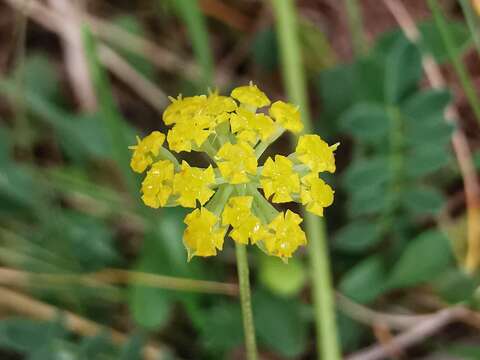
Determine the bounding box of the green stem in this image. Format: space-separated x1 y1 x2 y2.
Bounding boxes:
270 1 341 359
235 243 258 360
458 0 480 57
345 0 367 56
428 0 480 124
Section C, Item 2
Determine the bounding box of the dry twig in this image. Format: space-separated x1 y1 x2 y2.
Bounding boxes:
0 286 163 360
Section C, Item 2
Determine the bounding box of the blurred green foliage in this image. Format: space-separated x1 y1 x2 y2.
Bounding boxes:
0 4 478 360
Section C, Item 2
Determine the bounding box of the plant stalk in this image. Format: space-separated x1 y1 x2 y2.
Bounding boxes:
345 0 368 56
235 243 258 360
270 0 341 359
428 0 480 124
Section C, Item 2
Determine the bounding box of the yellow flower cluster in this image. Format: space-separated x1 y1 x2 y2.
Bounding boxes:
129 83 337 260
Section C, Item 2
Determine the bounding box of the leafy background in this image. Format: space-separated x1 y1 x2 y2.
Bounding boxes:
0 0 479 359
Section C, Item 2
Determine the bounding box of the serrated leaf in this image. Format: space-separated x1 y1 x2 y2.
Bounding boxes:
334 221 383 253
385 37 422 104
259 255 306 297
387 230 453 289
339 256 387 304
254 290 308 358
401 186 445 217
339 103 390 141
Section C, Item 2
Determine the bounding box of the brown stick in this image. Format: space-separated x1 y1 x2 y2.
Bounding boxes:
346 307 472 360
0 286 163 360
0 267 239 296
383 0 480 273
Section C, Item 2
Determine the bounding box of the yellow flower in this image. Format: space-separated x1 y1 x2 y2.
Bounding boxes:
300 173 334 216
173 161 215 207
269 101 303 133
129 131 165 173
205 91 238 119
163 95 208 126
222 196 262 244
231 82 271 108
141 160 174 208
264 210 307 258
229 108 275 145
216 142 258 184
183 207 226 258
167 115 213 153
295 135 338 173
261 155 300 203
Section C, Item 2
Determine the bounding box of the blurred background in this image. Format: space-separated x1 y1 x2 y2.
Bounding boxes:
0 0 480 359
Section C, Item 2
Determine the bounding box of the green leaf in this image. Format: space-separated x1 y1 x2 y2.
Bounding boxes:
119 333 145 360
401 185 445 217
334 221 383 253
337 313 366 353
349 183 390 217
342 157 390 192
375 20 471 64
401 89 451 120
387 230 453 289
433 269 477 304
128 208 192 330
254 290 308 358
339 256 388 304
20 53 61 102
339 103 390 142
197 301 243 353
384 37 422 104
259 255 307 297
419 19 472 63
407 145 450 178
252 27 279 71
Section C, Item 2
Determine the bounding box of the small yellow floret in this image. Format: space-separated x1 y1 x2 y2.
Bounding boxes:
129 131 165 173
261 155 300 203
216 142 258 184
167 115 213 153
173 161 215 207
222 196 262 244
295 135 338 173
163 95 208 126
206 91 238 118
229 108 275 145
231 82 271 108
300 173 334 216
183 207 226 259
264 210 307 258
141 160 174 208
269 101 303 133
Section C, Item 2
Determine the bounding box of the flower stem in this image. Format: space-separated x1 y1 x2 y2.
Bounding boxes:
235 242 258 360
345 0 368 56
270 0 341 359
428 0 480 124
